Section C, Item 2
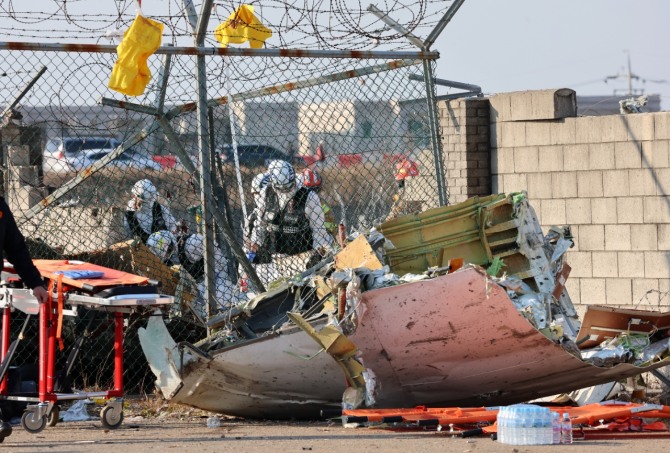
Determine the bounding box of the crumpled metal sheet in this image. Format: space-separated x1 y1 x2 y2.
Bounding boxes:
143 267 670 418
346 267 670 408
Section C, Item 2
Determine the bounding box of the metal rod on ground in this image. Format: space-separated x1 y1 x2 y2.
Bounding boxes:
0 65 47 120
157 116 266 293
423 59 448 206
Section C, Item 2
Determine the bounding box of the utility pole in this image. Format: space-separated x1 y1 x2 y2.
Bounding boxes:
604 51 667 96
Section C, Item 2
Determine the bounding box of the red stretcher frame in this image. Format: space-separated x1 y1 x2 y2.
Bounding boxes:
0 259 173 434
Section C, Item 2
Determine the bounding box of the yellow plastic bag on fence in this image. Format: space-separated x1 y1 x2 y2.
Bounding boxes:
108 14 164 96
214 4 272 49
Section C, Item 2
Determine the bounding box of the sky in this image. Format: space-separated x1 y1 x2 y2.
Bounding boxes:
433 0 670 108
0 0 668 108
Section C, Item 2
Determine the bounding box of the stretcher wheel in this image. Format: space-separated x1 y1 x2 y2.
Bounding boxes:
100 405 124 429
47 406 60 427
21 411 46 434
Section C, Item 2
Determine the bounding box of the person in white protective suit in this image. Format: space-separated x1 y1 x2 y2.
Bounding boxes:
249 160 332 279
146 230 177 265
240 172 279 289
176 233 246 316
124 179 177 244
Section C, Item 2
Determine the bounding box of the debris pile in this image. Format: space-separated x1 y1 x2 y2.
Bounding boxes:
138 192 670 419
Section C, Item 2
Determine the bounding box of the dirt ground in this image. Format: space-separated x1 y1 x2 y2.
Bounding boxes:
4 399 670 453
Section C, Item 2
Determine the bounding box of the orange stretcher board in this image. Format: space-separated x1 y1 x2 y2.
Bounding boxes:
343 401 670 431
27 259 148 289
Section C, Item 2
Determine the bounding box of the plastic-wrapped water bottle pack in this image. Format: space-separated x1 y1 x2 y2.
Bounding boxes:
497 404 555 445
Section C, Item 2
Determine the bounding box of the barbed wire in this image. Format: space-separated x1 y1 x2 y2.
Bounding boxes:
0 0 451 50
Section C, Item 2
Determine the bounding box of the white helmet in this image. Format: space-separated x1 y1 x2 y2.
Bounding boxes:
184 234 205 263
131 179 158 205
251 172 270 194
267 160 295 192
147 230 176 262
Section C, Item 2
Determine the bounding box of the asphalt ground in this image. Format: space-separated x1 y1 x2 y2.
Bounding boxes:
3 407 670 453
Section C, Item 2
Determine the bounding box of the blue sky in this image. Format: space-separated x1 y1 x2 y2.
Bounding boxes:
434 0 670 108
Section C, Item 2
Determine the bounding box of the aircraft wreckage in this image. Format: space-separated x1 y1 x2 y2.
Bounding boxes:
139 192 670 419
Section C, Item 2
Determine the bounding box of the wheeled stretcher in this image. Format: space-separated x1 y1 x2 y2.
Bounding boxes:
0 259 173 436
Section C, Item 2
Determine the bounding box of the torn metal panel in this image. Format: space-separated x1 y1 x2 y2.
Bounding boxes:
345 267 670 408
577 305 670 349
149 317 346 419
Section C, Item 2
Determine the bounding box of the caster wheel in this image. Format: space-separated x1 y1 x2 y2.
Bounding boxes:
21 411 46 434
47 406 60 427
100 405 124 429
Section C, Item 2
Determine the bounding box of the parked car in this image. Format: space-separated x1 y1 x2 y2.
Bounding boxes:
43 136 161 176
43 136 121 174
82 150 163 171
216 144 293 168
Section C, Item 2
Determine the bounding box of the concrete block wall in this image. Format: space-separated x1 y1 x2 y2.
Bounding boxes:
438 98 491 204
482 90 670 310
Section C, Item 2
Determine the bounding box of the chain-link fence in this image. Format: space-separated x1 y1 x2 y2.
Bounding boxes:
0 43 443 395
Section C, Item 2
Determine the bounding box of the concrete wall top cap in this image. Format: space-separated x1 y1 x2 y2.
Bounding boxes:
488 88 577 122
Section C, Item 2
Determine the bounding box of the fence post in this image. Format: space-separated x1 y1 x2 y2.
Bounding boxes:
423 60 448 206
193 0 217 319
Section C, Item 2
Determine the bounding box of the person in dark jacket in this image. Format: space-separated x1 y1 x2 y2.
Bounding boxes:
0 197 48 303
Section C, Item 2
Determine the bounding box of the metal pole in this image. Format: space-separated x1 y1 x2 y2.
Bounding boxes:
423 59 448 206
154 47 172 112
423 0 467 50
367 5 425 50
436 90 481 101
0 41 438 60
408 73 481 93
0 65 47 120
152 48 172 156
193 0 216 318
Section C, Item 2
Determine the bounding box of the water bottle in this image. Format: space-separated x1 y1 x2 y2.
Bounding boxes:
520 406 530 445
552 412 561 444
561 412 573 444
497 407 506 444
